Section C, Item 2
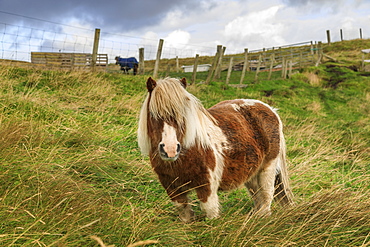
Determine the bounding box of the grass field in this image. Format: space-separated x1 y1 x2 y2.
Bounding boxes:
0 40 369 246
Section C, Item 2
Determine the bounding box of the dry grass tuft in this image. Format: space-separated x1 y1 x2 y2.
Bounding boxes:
304 72 321 86
306 101 324 115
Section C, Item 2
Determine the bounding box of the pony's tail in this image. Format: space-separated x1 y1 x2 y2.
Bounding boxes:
274 128 294 206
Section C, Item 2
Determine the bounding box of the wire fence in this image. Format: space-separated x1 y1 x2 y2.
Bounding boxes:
0 21 218 64
0 18 367 71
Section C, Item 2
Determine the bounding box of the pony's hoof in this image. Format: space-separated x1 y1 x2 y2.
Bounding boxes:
179 210 195 223
253 208 272 217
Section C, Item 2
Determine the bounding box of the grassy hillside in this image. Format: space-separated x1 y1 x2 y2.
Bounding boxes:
0 40 369 246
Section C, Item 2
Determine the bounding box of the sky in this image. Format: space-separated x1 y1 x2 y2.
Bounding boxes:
1 0 370 60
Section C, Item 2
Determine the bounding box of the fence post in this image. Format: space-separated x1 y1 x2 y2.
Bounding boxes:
268 55 274 80
281 56 286 78
340 29 343 41
206 45 222 84
176 56 179 73
153 39 164 78
239 48 249 84
315 41 323 67
311 41 315 63
285 59 289 79
191 54 199 84
91 28 101 72
360 28 363 39
310 41 314 55
214 46 226 80
288 60 293 78
139 47 145 75
326 30 331 45
226 57 234 85
255 54 262 82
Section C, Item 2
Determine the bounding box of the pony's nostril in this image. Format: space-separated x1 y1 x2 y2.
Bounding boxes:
159 143 165 151
177 143 181 152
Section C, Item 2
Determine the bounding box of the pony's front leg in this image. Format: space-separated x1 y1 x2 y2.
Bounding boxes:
197 188 220 219
171 193 194 223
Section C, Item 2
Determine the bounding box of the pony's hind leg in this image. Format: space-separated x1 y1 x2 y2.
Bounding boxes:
245 161 276 216
172 193 194 223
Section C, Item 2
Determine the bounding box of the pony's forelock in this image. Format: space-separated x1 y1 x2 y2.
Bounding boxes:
137 77 216 154
149 78 189 125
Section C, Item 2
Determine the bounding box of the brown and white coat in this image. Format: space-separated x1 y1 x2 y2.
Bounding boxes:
138 77 293 222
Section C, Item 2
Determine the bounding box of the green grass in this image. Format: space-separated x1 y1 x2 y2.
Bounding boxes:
0 40 369 246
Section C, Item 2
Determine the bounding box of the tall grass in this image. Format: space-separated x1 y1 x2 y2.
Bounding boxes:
0 53 369 247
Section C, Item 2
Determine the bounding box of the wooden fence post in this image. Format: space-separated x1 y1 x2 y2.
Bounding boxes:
139 47 144 75
360 28 363 39
91 28 101 72
310 41 314 55
340 29 343 41
206 45 222 84
315 41 323 67
226 57 234 85
281 56 286 78
285 59 289 79
288 60 293 78
192 54 199 84
153 39 164 78
239 48 249 84
176 56 179 73
326 30 331 45
311 41 315 63
268 55 274 80
214 46 226 80
255 54 262 82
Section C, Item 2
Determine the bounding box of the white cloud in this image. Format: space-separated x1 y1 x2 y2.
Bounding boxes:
164 30 191 48
341 16 356 30
224 5 285 50
141 31 159 45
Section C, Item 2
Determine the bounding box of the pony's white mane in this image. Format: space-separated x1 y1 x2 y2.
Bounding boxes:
138 78 216 155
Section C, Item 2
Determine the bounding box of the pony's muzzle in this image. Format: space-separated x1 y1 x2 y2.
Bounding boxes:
159 142 181 161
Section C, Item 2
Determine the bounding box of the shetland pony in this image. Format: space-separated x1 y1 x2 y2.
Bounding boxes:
138 77 294 222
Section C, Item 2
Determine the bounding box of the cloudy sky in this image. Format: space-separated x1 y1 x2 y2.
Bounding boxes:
1 0 370 59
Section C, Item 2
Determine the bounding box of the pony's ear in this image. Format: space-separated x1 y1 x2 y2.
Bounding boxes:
146 77 157 92
180 77 187 88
